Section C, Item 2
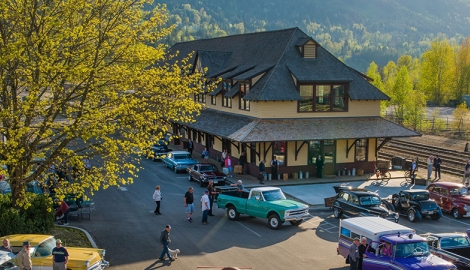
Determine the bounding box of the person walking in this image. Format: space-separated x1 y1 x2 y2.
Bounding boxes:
0 238 12 252
238 152 246 174
427 155 434 181
271 157 279 180
17 241 32 270
316 154 324 178
52 239 69 270
188 139 193 156
348 238 360 270
463 159 470 185
159 224 173 263
224 154 233 177
207 180 219 216
434 155 442 179
258 160 266 184
153 185 162 215
410 159 417 185
202 147 209 163
184 187 194 223
201 190 210 225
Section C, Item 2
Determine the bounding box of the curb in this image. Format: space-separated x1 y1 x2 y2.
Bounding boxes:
60 225 98 248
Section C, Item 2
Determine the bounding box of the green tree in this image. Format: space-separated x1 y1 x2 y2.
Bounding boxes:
404 90 427 131
419 38 455 105
366 61 387 114
455 36 470 99
452 103 470 138
389 66 413 124
0 0 215 208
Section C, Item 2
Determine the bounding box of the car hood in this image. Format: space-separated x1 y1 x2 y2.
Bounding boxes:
201 171 225 177
393 255 455 269
67 247 105 267
362 205 394 215
452 196 470 204
268 199 307 210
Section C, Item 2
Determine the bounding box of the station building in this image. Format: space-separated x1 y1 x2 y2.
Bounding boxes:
168 28 419 177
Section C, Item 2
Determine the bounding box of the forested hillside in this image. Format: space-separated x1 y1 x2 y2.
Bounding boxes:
152 0 470 71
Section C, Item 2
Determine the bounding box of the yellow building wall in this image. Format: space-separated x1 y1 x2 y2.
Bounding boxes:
336 140 355 163
368 138 377 161
204 96 380 119
287 141 308 166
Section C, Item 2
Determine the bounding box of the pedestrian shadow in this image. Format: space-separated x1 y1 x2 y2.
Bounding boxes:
329 266 349 270
144 259 171 269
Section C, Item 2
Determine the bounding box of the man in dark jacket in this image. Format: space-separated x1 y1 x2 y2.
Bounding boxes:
434 155 442 179
316 154 324 178
159 224 173 262
258 160 266 184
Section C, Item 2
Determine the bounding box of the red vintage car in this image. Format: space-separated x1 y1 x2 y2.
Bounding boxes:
427 182 470 219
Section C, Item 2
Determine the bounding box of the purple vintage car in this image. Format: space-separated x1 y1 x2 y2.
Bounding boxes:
338 217 456 269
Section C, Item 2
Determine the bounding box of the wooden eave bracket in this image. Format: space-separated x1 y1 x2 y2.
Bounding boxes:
346 139 360 158
295 141 308 161
377 138 392 152
263 142 273 160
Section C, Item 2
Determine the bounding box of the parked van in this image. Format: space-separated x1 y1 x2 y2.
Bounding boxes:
338 217 456 269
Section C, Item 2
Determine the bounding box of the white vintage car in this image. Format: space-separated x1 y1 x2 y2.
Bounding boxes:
0 250 18 270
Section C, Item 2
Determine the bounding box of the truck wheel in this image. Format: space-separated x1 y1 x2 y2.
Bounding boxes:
430 213 440 220
227 206 239 221
200 180 205 187
333 206 342 219
453 208 463 219
268 214 282 230
289 220 302 226
407 209 417 222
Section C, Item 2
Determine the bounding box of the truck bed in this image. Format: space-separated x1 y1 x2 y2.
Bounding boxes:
219 190 249 199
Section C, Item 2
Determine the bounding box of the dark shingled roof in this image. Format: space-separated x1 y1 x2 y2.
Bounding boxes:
182 109 420 143
169 28 389 101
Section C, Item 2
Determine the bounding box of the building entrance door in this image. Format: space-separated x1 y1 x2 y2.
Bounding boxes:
323 140 336 175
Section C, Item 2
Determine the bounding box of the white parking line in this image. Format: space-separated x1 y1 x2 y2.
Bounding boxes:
236 221 262 237
441 215 470 226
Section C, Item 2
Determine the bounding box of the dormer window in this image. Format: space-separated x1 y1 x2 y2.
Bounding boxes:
299 83 348 112
222 80 232 108
301 40 316 58
239 80 250 111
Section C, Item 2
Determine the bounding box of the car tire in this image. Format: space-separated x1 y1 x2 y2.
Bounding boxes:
333 206 342 219
268 214 282 230
227 206 239 221
430 213 440 220
453 208 463 219
200 180 205 187
289 220 303 226
174 166 178 173
407 209 417 222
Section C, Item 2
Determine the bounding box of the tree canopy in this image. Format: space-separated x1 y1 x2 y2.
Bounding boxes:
0 0 212 208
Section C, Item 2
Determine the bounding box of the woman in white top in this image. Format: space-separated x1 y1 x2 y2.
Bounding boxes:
153 185 162 215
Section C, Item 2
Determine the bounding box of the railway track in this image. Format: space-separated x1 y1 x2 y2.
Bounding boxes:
378 139 470 178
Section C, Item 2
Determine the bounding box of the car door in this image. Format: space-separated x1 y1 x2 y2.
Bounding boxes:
428 186 442 207
348 194 360 217
440 188 451 212
399 192 410 209
337 191 349 215
246 190 265 217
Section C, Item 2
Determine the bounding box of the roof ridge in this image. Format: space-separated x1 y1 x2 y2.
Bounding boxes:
255 28 301 101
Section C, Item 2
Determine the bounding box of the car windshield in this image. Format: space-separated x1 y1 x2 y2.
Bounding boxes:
411 193 429 200
174 154 191 160
262 190 286 201
449 187 468 196
359 196 381 206
200 165 217 172
395 242 430 258
34 237 56 257
440 237 470 248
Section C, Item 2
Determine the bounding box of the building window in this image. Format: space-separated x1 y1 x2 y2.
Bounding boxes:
211 95 216 105
273 142 286 165
355 139 367 162
298 84 348 112
222 80 232 108
195 93 206 103
239 81 250 111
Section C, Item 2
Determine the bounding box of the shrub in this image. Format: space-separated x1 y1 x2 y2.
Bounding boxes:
0 193 54 236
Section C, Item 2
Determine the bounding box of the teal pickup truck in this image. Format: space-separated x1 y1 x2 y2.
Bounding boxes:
216 186 309 230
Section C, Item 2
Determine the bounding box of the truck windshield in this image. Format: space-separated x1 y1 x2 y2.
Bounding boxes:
359 196 381 206
395 242 430 258
262 190 286 201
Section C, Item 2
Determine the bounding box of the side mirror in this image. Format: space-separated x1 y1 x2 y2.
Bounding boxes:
255 196 260 201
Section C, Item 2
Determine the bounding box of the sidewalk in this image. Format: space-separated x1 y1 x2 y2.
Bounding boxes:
178 144 463 207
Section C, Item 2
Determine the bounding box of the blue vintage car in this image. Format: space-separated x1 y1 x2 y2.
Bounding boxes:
426 231 470 270
338 217 456 269
162 151 198 173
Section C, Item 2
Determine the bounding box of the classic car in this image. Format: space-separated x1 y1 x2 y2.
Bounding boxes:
426 231 470 270
427 182 470 219
216 186 309 230
391 189 443 222
332 188 399 222
4 234 109 270
162 151 198 173
149 142 173 161
0 250 18 270
187 163 227 187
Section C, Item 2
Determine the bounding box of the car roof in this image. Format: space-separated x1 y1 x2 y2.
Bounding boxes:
342 189 379 196
430 182 466 188
401 189 428 194
3 234 52 246
429 233 467 238
253 186 281 192
171 151 191 154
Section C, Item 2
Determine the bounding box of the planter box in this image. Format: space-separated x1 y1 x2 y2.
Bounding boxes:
415 178 428 186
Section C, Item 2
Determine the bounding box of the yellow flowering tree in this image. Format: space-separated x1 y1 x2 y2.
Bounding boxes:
0 0 213 208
